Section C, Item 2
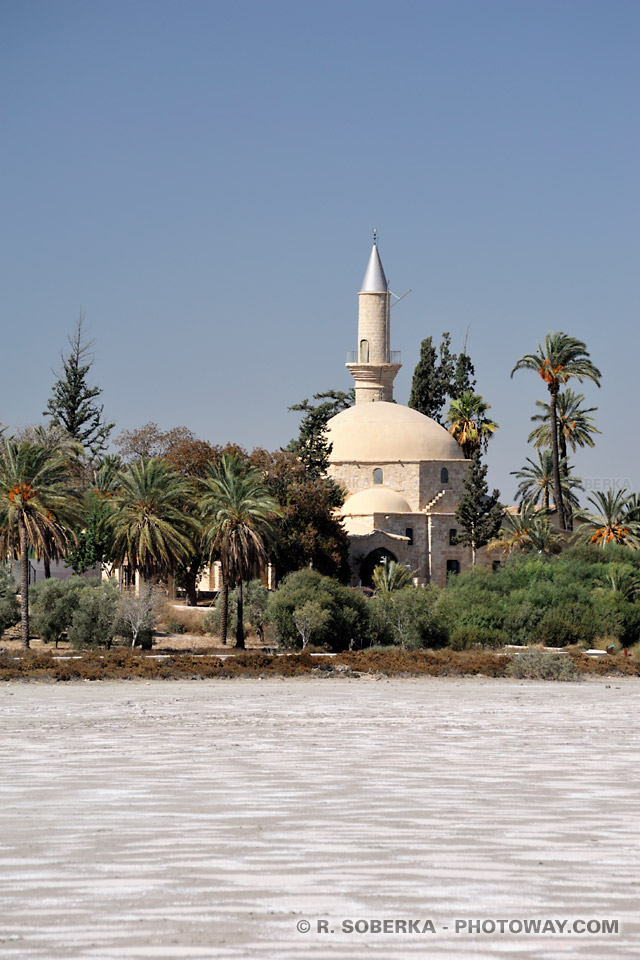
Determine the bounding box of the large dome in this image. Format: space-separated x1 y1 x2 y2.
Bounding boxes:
327 402 463 462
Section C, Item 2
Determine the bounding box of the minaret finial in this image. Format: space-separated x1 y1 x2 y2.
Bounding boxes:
373 227 377 246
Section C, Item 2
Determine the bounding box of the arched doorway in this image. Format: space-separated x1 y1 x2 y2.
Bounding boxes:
359 547 397 588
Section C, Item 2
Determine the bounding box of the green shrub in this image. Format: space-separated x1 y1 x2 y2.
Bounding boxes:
243 580 270 642
369 586 448 650
267 569 372 652
507 649 580 681
449 624 509 650
534 603 598 647
165 618 186 635
68 582 120 649
0 566 19 638
30 576 90 646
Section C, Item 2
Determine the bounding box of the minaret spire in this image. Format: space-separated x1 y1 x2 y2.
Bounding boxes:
346 234 401 404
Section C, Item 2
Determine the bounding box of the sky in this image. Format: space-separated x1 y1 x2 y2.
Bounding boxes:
2 0 638 501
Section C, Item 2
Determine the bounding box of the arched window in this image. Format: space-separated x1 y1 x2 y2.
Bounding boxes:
359 339 369 362
446 559 460 576
405 527 413 545
449 528 457 546
440 467 449 484
373 468 383 485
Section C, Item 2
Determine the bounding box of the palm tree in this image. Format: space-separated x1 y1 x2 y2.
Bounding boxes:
489 501 564 556
528 388 600 457
512 450 583 512
200 455 280 648
14 424 84 577
444 391 498 458
0 441 81 646
594 564 640 601
511 333 601 530
575 490 640 548
372 560 416 594
103 458 198 586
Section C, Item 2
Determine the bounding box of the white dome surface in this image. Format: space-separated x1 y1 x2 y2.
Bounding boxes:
327 402 463 462
341 486 412 516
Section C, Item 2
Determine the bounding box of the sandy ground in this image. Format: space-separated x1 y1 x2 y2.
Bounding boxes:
1 677 638 960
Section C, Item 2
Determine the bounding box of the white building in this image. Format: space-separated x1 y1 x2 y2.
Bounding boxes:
326 238 476 587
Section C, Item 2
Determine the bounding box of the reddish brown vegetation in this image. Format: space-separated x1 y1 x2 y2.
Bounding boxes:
2 647 637 682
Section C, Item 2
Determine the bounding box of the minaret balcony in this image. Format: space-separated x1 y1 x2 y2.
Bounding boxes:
346 350 401 364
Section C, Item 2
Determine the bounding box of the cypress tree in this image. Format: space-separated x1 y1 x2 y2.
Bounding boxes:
408 333 455 423
455 453 503 565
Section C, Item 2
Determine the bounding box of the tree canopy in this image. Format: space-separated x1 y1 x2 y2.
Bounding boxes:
44 314 114 460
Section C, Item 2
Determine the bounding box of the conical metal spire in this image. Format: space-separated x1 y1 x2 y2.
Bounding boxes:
360 232 388 293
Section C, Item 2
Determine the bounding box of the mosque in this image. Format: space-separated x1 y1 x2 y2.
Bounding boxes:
326 238 477 588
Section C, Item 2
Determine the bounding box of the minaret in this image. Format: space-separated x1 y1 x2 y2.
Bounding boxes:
346 232 401 404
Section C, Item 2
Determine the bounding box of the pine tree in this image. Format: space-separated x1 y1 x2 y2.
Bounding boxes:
288 389 353 480
408 333 456 423
455 453 503 565
45 313 114 460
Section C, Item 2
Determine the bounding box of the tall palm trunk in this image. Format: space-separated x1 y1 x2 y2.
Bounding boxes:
549 387 567 530
558 431 574 531
18 515 30 649
235 580 245 649
219 577 228 646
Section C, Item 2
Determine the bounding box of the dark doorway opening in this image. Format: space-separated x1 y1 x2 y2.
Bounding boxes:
360 547 398 588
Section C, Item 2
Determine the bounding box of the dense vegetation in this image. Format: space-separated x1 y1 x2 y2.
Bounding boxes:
1 320 640 673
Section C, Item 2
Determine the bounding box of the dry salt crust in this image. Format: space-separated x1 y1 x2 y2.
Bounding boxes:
0 678 638 960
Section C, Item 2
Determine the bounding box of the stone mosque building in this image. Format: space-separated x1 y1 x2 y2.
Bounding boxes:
326 238 475 588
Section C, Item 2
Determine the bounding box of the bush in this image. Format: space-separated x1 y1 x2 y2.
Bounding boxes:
244 580 270 643
506 649 580 681
449 624 509 650
534 603 599 647
68 582 120 649
30 576 89 646
114 585 163 650
0 566 19 638
267 569 372 652
369 586 448 650
159 606 209 636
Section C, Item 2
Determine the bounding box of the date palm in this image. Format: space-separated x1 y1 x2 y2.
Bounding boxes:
512 450 582 512
372 560 416 594
0 441 81 646
104 458 198 585
512 333 601 530
575 490 640 548
444 391 498 459
489 501 563 556
200 455 280 648
528 388 600 457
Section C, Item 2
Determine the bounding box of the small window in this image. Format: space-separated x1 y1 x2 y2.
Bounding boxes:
373 468 383 485
492 560 501 572
405 527 413 545
359 339 369 362
449 528 457 546
440 467 449 484
446 559 460 576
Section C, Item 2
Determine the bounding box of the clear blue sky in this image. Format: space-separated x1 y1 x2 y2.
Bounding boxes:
2 0 638 500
